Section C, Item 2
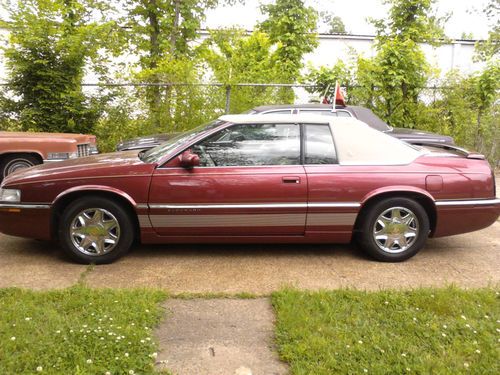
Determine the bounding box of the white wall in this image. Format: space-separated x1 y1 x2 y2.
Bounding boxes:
306 34 483 77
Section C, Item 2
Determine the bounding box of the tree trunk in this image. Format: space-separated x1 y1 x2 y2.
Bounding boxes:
147 0 161 132
170 0 180 55
474 110 482 151
401 81 410 127
163 0 180 132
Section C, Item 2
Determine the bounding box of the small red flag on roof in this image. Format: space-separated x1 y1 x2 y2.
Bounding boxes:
334 81 346 107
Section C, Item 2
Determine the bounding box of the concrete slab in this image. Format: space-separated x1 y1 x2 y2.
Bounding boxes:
0 235 85 289
156 298 288 375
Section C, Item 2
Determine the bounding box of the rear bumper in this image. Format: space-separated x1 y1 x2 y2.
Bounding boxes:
0 203 52 240
433 198 500 237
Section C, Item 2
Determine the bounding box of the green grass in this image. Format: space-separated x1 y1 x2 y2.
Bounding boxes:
272 287 500 374
0 286 167 374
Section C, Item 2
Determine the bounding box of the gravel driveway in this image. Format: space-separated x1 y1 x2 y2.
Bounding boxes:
0 219 498 293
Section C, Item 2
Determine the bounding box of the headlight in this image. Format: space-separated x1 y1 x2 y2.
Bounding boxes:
47 152 78 160
0 189 21 202
90 145 99 155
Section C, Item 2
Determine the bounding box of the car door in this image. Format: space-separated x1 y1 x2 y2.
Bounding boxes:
148 122 307 236
302 123 360 242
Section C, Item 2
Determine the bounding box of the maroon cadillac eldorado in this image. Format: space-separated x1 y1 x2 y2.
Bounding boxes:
0 115 498 264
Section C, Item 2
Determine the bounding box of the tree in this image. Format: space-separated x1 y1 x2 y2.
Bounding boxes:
366 0 447 127
319 11 346 34
200 28 293 112
122 0 241 131
302 60 356 101
0 0 116 133
475 0 499 61
258 0 318 82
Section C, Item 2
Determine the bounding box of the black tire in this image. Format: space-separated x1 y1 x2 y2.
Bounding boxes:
59 196 135 264
358 197 429 262
0 154 40 180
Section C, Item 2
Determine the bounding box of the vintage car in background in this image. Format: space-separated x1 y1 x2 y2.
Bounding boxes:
0 114 498 264
0 131 98 182
115 104 454 151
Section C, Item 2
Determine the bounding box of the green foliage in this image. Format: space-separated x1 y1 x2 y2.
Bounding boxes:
371 0 448 45
475 0 499 61
366 0 447 127
302 60 356 100
319 11 346 34
0 0 117 134
200 29 294 113
273 287 500 374
259 0 318 81
121 0 240 133
426 65 500 162
0 286 167 374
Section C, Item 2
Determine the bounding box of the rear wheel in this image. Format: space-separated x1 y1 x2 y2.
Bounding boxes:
0 154 40 180
59 197 134 264
358 197 429 262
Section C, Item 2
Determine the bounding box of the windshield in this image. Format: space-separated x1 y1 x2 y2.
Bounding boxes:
140 119 224 164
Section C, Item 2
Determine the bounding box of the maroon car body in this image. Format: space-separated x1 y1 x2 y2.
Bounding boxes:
0 115 498 264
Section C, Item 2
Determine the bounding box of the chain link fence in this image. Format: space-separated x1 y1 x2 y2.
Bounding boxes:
78 82 448 113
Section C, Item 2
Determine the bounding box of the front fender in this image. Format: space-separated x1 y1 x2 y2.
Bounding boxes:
52 185 138 208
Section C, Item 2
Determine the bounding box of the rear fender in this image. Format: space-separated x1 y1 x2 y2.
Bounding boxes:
361 186 436 205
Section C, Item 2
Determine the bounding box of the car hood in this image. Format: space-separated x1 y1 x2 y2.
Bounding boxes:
2 150 155 186
390 128 454 144
0 131 95 144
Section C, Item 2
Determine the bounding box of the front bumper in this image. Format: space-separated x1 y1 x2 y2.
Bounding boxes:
0 203 52 240
433 198 500 237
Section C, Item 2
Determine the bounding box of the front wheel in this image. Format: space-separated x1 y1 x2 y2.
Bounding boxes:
358 197 430 262
59 197 135 264
0 154 40 180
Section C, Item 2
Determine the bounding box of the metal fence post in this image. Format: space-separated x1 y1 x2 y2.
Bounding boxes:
225 85 231 114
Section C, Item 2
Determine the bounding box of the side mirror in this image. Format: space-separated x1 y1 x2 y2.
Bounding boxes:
179 149 200 169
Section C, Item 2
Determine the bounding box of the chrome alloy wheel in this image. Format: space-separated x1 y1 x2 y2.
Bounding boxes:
70 208 121 256
372 206 419 254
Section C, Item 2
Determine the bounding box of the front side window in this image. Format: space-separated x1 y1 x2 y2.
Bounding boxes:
304 124 337 164
193 123 300 167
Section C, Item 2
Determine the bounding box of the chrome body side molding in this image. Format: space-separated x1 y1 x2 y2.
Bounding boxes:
0 203 51 209
435 198 500 207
